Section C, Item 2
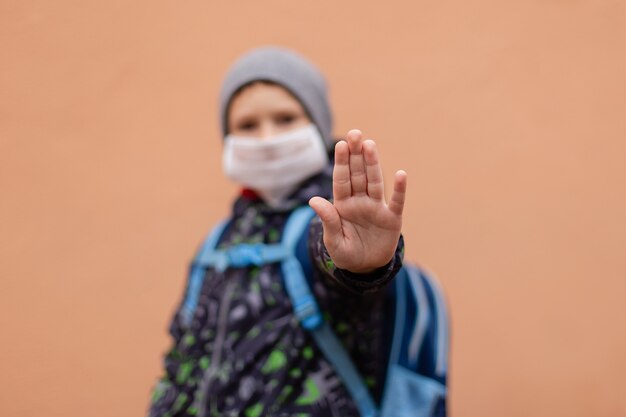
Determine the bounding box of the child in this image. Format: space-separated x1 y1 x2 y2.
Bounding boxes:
149 46 421 417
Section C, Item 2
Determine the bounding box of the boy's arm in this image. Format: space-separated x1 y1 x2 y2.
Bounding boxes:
308 129 407 275
148 312 202 417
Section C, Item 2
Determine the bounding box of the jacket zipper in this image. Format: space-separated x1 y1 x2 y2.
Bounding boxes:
196 278 235 417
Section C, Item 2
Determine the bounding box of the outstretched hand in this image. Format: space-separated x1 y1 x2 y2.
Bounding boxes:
309 129 407 274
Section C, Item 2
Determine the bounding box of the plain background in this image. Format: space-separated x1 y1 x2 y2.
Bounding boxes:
1 0 625 416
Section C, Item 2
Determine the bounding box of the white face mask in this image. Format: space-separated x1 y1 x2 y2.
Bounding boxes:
223 124 329 207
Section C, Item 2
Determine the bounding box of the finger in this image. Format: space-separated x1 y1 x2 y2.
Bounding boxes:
333 140 351 201
388 170 408 216
309 196 343 239
363 139 384 201
347 129 367 195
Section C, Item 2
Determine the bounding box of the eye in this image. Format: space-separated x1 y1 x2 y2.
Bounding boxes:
275 113 298 125
237 119 257 131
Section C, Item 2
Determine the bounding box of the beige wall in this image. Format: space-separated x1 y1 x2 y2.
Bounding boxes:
2 0 625 416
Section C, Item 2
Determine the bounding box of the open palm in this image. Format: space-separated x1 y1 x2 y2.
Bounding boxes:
309 129 407 273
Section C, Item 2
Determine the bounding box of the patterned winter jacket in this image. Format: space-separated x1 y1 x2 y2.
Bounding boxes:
148 161 404 417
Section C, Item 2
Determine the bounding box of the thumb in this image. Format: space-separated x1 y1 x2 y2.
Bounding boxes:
308 197 343 240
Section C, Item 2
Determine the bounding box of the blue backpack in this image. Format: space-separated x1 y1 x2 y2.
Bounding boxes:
181 206 449 417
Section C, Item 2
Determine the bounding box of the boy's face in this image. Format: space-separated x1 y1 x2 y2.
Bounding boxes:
227 82 312 139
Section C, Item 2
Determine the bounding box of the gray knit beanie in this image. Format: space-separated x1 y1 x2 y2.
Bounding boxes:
219 46 334 150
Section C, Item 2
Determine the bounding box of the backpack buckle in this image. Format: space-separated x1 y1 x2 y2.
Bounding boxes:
227 244 264 267
294 294 322 330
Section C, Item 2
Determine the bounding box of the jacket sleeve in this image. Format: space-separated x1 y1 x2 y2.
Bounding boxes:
306 216 405 295
148 296 204 416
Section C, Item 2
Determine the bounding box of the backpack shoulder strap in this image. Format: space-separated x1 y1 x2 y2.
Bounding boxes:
406 265 430 368
396 264 449 382
310 323 379 417
417 267 449 379
180 219 231 326
281 206 316 251
388 267 409 367
280 206 379 417
280 206 321 329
